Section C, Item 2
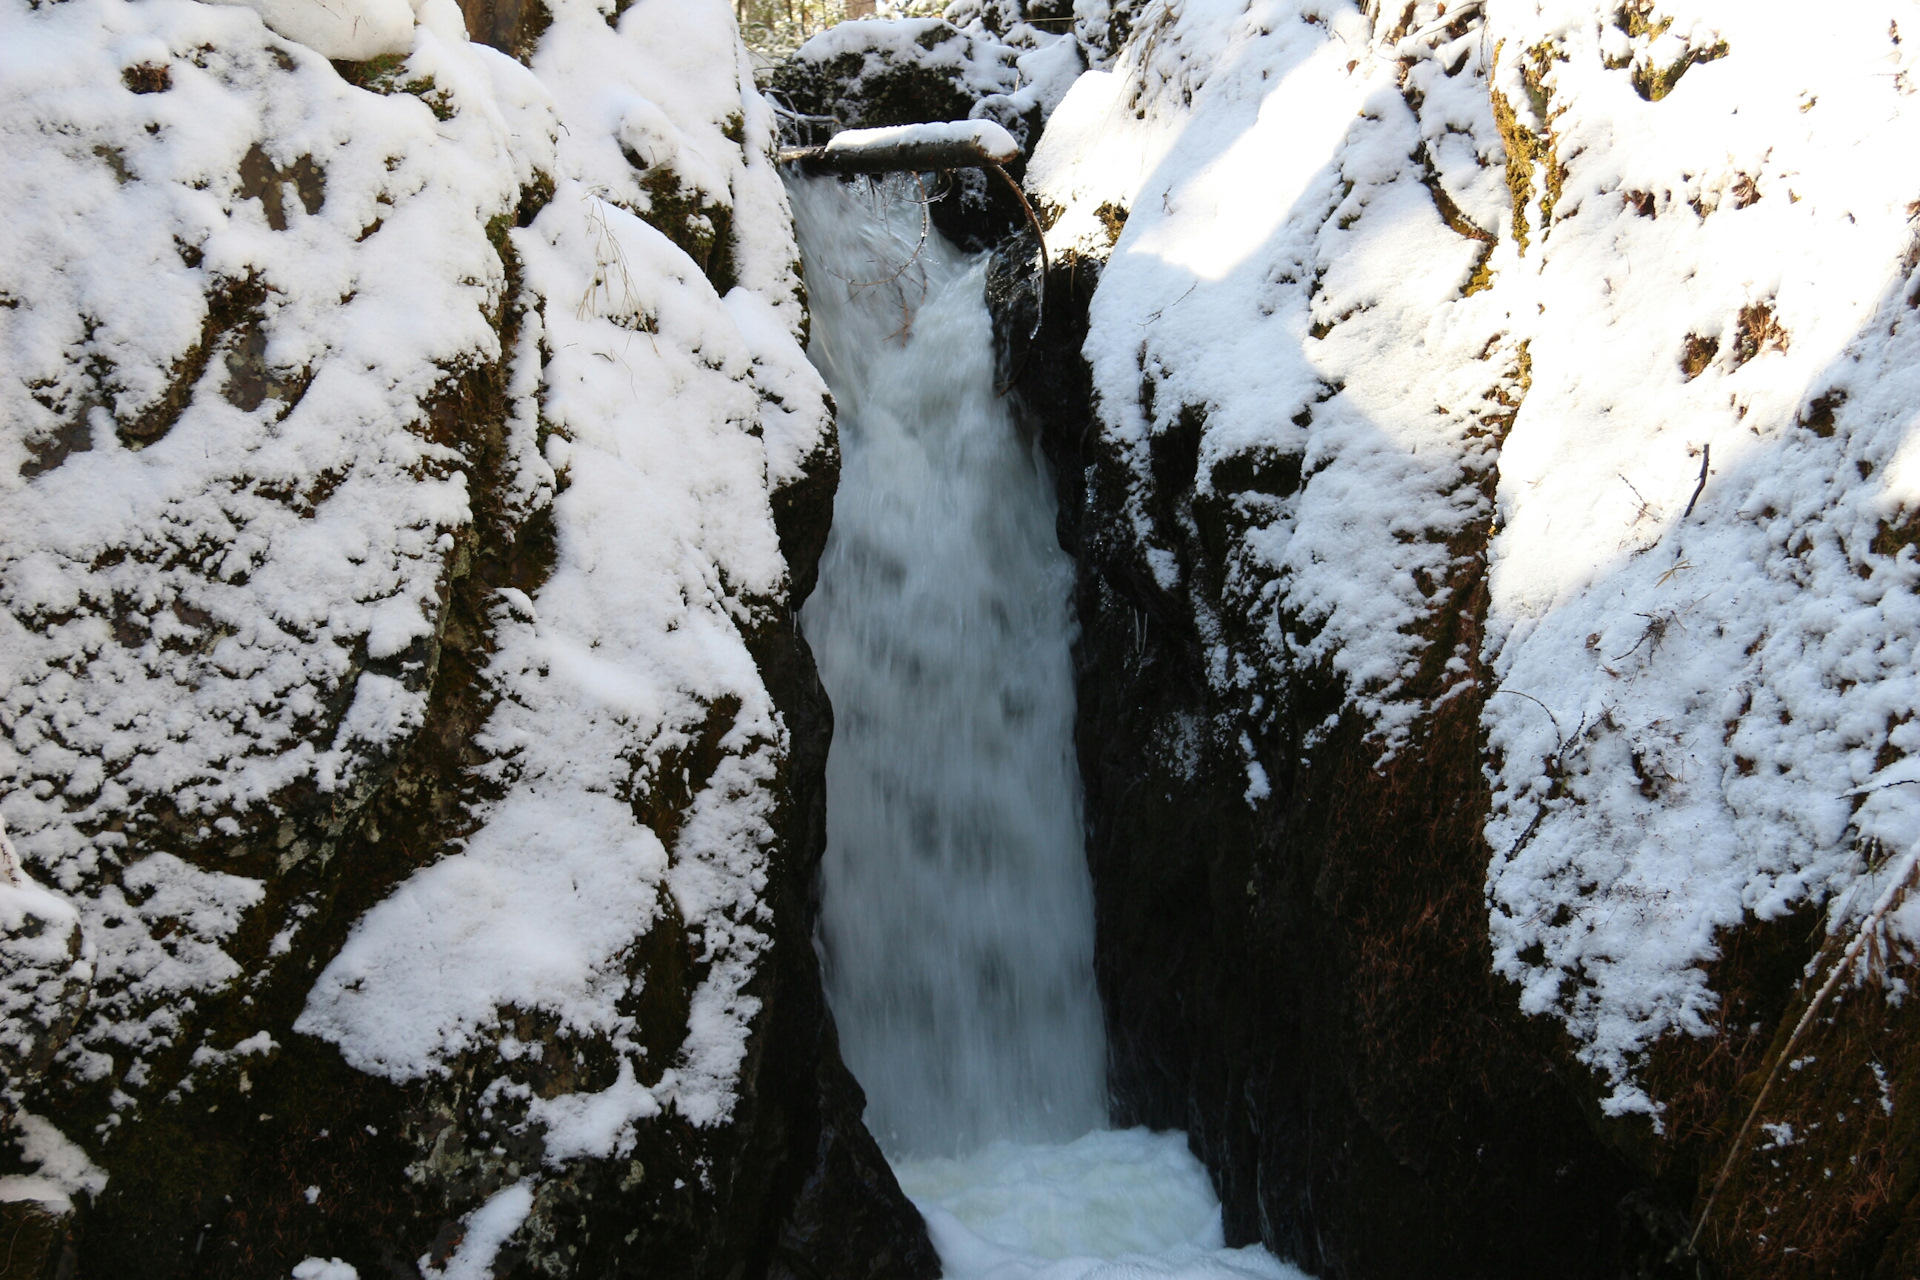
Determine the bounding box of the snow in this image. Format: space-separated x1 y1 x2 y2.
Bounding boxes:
208 0 415 61
825 119 1022 163
419 1180 534 1280
5 0 829 1209
794 16 1024 103
297 793 674 1078
291 1260 359 1280
1477 0 1920 1114
895 1128 1306 1280
1028 0 1920 1114
0 1112 110 1212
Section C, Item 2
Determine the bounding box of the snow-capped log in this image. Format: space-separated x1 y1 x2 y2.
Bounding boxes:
778 119 1021 173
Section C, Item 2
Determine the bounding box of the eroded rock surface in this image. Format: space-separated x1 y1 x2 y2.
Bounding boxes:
0 0 932 1275
1001 1 1920 1277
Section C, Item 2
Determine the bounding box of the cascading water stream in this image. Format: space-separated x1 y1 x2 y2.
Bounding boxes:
790 174 1299 1280
794 174 1104 1158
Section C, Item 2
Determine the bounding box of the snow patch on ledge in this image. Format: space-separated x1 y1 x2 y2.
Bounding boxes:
296 792 673 1079
206 0 414 60
419 1181 534 1280
0 1114 109 1213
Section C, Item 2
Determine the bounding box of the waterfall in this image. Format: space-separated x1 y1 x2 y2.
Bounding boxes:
787 171 1297 1280
791 174 1106 1159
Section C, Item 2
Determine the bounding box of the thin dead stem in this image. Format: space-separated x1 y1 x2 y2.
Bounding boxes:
577 193 646 336
1689 848 1920 1253
813 173 934 292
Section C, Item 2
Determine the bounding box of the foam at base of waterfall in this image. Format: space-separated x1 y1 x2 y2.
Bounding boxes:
894 1129 1308 1280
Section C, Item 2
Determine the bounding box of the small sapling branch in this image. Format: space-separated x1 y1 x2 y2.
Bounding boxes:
1688 847 1920 1254
1684 443 1711 518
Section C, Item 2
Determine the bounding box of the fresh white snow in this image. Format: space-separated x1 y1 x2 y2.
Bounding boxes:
1028 0 1920 1117
291 1259 360 1280
418 1180 535 1280
0 1111 110 1212
208 0 415 61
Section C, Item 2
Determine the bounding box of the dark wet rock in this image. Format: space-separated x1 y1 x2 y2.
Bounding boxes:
991 243 1673 1280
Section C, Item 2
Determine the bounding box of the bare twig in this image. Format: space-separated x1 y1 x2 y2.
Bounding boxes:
1489 687 1564 743
1656 558 1694 586
988 160 1049 395
1683 443 1711 518
1140 282 1197 325
811 174 933 293
1689 849 1920 1253
1610 610 1673 661
577 194 648 341
1488 692 1587 861
1619 473 1652 519
1841 777 1920 798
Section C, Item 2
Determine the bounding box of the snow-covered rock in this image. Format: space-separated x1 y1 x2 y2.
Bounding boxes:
0 0 931 1273
1021 0 1920 1274
208 0 417 61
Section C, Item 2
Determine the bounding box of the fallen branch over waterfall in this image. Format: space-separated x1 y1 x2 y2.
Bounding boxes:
777 121 1048 392
777 120 1020 173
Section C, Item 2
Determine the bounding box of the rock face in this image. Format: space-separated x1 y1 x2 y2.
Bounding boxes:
1008 1 1920 1278
997 246 1662 1280
0 0 933 1275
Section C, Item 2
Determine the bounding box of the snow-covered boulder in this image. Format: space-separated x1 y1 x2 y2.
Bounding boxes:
1020 1 1920 1276
208 0 416 61
0 0 931 1273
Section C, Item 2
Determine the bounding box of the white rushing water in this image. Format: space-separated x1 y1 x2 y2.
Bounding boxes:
794 174 1105 1157
790 174 1301 1280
